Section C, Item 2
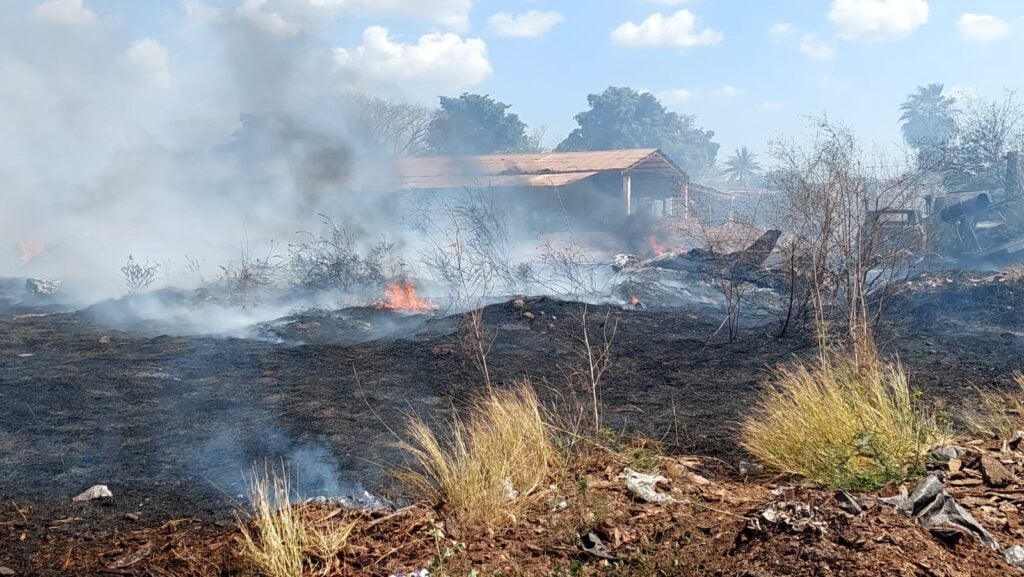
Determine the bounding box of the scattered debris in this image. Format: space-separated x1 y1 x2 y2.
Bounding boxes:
0 567 15 576
883 473 999 550
98 335 112 344
619 468 676 504
72 485 113 503
111 543 153 569
579 532 618 560
755 501 828 536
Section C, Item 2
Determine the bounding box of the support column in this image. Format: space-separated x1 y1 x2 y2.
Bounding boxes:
622 172 632 216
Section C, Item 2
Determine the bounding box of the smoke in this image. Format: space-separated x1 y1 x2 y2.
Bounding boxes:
0 1 416 298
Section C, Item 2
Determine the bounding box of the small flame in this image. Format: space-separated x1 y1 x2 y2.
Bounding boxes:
630 295 640 306
377 280 436 313
19 240 48 263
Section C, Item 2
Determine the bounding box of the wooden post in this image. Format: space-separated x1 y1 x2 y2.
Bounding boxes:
622 172 632 215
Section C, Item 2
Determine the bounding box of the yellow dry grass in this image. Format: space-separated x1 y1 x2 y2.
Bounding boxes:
740 354 942 490
238 464 354 577
401 382 555 526
963 374 1024 440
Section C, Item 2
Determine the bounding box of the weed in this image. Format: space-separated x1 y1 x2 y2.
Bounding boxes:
740 353 942 490
963 374 1024 440
400 382 555 526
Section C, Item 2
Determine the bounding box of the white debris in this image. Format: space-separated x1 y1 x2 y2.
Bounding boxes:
619 468 677 504
72 484 113 503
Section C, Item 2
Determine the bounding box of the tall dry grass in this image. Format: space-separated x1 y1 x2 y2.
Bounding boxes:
238 464 354 577
740 354 942 490
401 382 555 526
963 373 1024 440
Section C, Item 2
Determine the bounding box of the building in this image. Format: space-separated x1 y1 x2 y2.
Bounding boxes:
390 149 690 230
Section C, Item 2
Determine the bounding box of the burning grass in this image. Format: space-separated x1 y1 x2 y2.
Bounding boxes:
963 373 1024 440
238 464 355 577
399 382 556 527
740 354 943 490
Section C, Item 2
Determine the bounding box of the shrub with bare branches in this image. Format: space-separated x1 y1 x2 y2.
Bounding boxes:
120 254 159 294
289 214 398 292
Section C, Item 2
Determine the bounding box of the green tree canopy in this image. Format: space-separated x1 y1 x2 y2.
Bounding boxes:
899 84 957 168
426 93 530 155
555 87 719 177
723 146 763 186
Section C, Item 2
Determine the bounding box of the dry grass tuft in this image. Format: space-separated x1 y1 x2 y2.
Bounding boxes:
238 464 354 577
963 374 1024 440
1004 264 1024 283
740 354 942 490
401 382 556 526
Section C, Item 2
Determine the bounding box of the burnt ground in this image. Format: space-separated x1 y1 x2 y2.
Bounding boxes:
1 270 1023 574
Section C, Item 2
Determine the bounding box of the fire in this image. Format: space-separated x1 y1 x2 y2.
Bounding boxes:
630 295 640 306
647 236 669 255
18 240 48 263
377 280 436 313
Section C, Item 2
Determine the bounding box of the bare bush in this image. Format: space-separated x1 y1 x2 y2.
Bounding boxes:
289 214 397 292
120 254 159 294
220 244 282 305
769 119 924 358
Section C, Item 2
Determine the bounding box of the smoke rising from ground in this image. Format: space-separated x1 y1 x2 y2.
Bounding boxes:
0 1 420 298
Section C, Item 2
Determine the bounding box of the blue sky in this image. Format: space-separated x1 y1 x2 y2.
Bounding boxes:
6 0 1024 160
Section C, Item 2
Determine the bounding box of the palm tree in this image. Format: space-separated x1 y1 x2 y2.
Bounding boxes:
899 84 957 165
723 146 762 186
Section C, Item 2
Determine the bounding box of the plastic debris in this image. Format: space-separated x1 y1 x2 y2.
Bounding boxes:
758 501 828 535
389 570 429 577
502 477 519 501
579 532 618 560
619 468 676 504
72 485 113 503
882 473 999 551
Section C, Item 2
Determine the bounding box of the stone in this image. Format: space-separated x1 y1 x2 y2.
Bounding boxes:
981 455 1014 488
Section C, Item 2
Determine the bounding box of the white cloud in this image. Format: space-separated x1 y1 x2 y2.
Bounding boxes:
713 84 738 97
333 26 491 92
656 88 696 106
642 0 694 4
820 74 848 92
770 22 797 41
488 10 564 38
799 33 836 60
32 0 97 27
307 0 473 31
611 10 723 49
126 39 171 89
956 13 1011 44
756 100 784 110
828 0 929 41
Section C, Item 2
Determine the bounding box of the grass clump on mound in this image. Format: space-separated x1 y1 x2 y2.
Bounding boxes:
740 354 942 490
401 382 556 527
238 464 355 577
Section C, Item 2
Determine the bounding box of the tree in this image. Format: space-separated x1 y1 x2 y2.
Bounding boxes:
899 84 957 168
942 92 1024 191
426 93 531 155
723 146 763 186
346 94 434 156
556 87 719 177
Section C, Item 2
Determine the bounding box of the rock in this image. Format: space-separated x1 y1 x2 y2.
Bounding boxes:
1005 545 1024 569
0 567 15 576
980 455 1014 488
125 512 141 521
430 346 454 357
72 484 113 503
930 446 962 463
522 311 535 320
98 336 112 344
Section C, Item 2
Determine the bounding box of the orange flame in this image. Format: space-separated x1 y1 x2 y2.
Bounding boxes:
19 240 48 263
377 280 436 313
630 295 640 306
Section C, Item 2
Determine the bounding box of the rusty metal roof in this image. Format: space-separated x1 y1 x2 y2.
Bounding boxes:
392 149 685 190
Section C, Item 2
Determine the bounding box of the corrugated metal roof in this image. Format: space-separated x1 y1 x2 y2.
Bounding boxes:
392 149 684 190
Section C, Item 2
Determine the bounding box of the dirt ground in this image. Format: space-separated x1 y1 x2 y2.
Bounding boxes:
1 270 1023 575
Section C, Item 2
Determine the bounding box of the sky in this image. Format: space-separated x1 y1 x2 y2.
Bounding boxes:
3 0 1023 158
0 0 1021 289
